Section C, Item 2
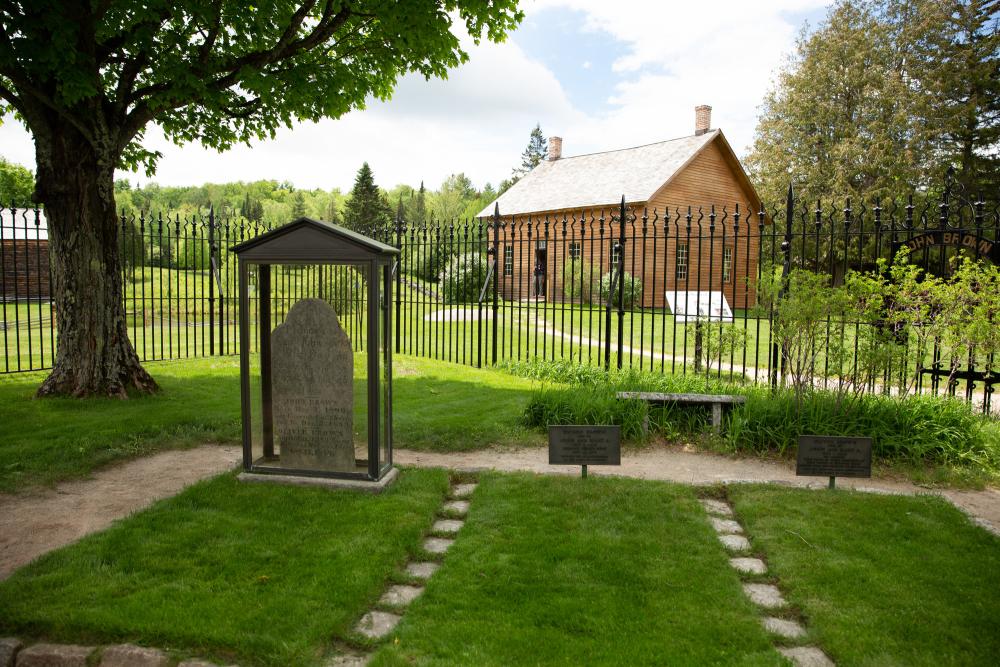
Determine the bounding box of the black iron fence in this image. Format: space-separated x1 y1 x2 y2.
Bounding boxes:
2 176 998 411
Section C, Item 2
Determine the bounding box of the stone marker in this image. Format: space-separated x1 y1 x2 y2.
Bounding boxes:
763 617 806 639
432 519 464 534
718 534 751 551
99 644 169 667
326 655 369 667
743 583 787 608
451 483 477 498
406 562 439 579
699 499 733 516
15 643 94 667
729 557 767 575
355 611 401 639
423 537 454 554
271 299 355 472
710 517 743 534
1 639 22 667
379 585 424 607
442 500 469 516
777 646 835 667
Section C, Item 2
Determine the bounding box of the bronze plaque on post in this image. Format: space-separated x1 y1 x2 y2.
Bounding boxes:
548 426 621 465
796 436 872 478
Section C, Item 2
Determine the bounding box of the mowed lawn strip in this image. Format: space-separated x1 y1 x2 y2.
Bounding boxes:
729 485 1000 666
372 473 783 666
0 468 450 667
0 354 539 493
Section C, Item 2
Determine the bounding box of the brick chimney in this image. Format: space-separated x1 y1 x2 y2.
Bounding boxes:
695 105 712 136
548 136 563 161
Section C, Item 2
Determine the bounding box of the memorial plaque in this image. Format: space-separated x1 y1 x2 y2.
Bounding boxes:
665 291 734 323
271 298 355 471
548 426 621 465
796 436 872 478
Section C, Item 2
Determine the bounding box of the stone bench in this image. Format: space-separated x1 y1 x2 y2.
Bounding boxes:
616 392 746 432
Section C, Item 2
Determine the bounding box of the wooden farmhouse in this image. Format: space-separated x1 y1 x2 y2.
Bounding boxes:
478 106 765 310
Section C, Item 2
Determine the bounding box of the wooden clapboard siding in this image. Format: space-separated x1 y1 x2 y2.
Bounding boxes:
493 134 763 309
1 239 51 301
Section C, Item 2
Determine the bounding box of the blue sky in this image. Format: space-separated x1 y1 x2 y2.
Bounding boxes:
0 1 831 192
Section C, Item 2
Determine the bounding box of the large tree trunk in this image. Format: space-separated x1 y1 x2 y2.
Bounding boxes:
33 124 157 398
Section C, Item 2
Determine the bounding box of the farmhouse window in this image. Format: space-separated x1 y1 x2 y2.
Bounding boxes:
569 241 581 260
722 247 733 283
676 243 688 280
504 245 514 276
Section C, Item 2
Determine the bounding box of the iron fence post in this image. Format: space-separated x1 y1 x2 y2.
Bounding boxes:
617 195 626 369
491 204 500 366
208 206 216 356
395 211 402 354
772 182 793 388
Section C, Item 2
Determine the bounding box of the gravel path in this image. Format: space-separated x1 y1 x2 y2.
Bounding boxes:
0 445 242 580
2 442 996 582
395 446 1000 535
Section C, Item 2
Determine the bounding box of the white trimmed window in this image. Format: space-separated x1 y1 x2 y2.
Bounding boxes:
569 241 581 260
722 247 733 283
676 243 688 280
503 245 514 276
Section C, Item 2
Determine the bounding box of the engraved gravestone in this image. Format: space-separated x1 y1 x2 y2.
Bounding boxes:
271 298 355 471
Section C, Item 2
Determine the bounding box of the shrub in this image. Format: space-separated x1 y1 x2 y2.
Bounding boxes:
561 259 598 304
599 270 642 308
405 241 451 283
438 252 490 304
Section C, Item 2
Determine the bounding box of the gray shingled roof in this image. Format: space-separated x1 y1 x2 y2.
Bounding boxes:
478 130 719 217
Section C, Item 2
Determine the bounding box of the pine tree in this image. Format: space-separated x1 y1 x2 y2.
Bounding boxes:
344 162 392 232
414 180 427 225
515 124 547 178
291 191 307 218
239 193 264 223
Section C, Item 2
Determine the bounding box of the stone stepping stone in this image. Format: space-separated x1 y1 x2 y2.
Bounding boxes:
423 537 455 554
442 500 469 516
451 483 477 498
729 557 767 575
777 646 835 667
16 643 95 667
379 584 423 607
100 644 169 667
699 499 734 516
406 561 439 580
432 519 464 534
718 534 751 551
326 655 369 667
763 616 806 639
1 638 23 667
743 583 787 609
710 517 743 534
355 611 401 639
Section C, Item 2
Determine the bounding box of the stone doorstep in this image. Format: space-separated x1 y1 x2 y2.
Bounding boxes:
14 643 95 667
450 483 478 499
699 498 734 517
355 611 401 640
777 646 835 667
743 583 787 609
710 517 744 535
379 585 424 607
442 500 469 516
729 557 767 575
431 519 464 534
325 655 369 667
1 639 22 667
423 537 455 554
762 617 806 640
718 534 751 552
405 561 440 580
99 644 170 667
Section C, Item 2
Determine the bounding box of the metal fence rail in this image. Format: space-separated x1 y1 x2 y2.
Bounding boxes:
2 176 998 412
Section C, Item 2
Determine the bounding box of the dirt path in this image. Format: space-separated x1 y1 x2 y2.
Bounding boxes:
0 445 241 580
2 442 995 581
395 446 1000 535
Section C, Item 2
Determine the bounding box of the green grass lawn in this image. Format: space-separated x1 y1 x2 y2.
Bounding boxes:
372 473 783 666
728 485 1000 666
0 355 540 494
0 468 451 667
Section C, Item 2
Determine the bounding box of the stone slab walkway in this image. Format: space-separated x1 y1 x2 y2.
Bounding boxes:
394 446 1000 535
0 444 242 580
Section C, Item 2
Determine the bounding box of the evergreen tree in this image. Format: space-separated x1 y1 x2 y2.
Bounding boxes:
344 162 392 231
291 191 307 218
517 123 547 176
239 193 264 223
414 180 427 225
325 197 342 225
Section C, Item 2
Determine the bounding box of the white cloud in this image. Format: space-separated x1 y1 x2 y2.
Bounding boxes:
0 2 826 192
